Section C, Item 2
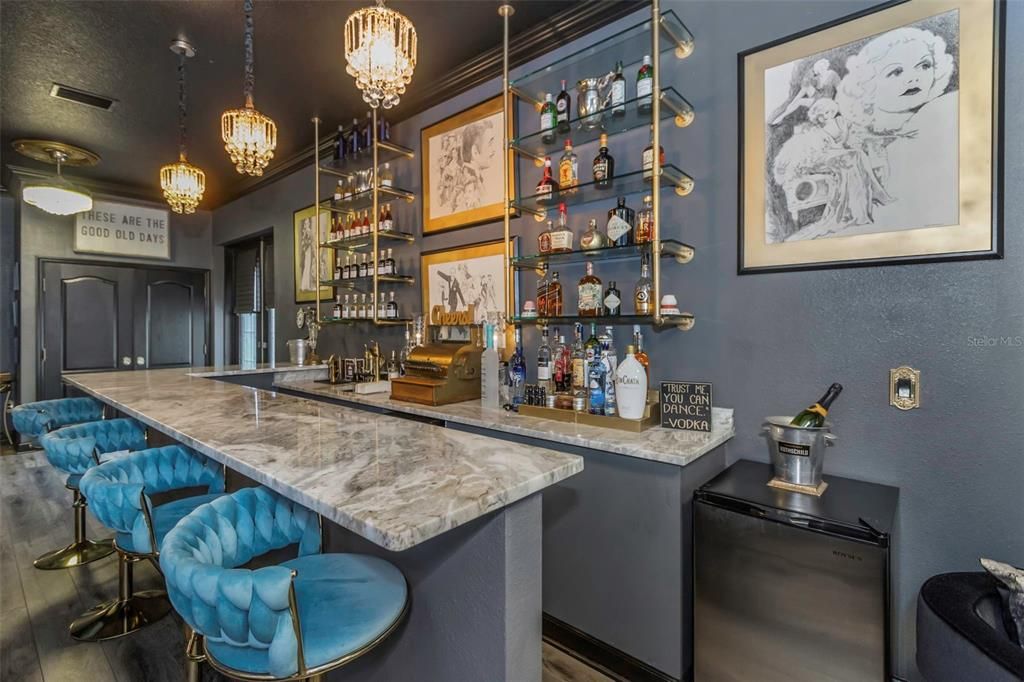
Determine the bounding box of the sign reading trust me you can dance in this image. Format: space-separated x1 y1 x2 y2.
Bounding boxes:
74 200 170 260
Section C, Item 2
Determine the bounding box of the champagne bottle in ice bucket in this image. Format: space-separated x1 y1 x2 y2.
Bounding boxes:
789 383 843 427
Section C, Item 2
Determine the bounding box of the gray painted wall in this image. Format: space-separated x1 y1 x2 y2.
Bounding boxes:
212 2 1024 678
17 194 214 402
1 193 16 376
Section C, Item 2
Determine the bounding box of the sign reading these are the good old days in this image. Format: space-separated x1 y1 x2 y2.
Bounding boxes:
74 200 170 260
660 381 713 432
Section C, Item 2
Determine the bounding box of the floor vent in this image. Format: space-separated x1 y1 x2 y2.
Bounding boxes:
48 83 117 111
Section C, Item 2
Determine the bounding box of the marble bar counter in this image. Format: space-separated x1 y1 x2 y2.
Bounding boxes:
274 377 735 468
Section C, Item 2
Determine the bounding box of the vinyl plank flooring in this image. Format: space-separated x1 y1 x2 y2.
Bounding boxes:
1 523 25 615
0 605 44 682
542 642 618 682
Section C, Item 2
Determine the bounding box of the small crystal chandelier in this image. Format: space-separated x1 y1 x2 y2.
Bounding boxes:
160 40 206 214
222 0 277 175
12 140 98 216
344 0 417 109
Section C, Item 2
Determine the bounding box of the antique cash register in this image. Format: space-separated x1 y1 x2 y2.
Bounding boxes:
390 340 482 406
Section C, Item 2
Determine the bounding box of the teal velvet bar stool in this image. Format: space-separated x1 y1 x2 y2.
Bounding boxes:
160 486 409 682
10 397 105 444
36 417 147 570
71 444 226 642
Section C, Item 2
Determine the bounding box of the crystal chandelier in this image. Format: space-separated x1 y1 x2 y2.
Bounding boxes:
344 0 417 109
160 40 206 214
222 0 277 175
12 140 98 216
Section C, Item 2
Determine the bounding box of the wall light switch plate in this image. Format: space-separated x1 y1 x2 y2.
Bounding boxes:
890 366 921 410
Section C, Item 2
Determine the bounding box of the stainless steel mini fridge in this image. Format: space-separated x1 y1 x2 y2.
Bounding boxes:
694 460 898 682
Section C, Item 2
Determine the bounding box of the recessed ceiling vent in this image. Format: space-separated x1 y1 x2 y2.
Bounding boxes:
48 83 117 111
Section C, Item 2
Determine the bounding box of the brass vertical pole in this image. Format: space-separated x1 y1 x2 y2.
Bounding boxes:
651 0 662 325
499 4 514 323
312 117 322 324
372 108 380 323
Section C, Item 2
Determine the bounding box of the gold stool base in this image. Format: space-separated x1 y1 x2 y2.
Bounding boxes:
33 538 115 570
69 590 172 642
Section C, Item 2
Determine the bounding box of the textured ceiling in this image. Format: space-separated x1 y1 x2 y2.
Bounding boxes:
0 0 583 207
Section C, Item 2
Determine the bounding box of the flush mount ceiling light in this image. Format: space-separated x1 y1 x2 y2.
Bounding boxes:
12 139 98 215
344 0 417 109
160 39 206 214
221 0 277 176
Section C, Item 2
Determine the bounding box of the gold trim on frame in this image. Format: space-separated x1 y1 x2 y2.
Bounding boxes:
740 0 999 271
293 204 334 303
421 94 517 235
419 238 512 324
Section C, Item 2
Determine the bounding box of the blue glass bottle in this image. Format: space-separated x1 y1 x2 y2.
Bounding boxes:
588 351 607 415
509 327 527 409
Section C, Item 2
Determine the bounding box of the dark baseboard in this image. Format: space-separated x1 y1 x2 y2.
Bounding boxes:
542 613 685 682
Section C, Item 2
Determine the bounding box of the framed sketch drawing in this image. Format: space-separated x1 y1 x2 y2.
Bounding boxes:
739 0 1003 273
293 204 334 303
420 239 513 326
421 94 517 235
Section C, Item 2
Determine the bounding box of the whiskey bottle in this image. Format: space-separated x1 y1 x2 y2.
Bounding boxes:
634 252 652 315
637 55 653 114
549 203 574 253
540 94 557 145
556 80 572 134
377 294 386 320
386 291 398 319
359 254 369 278
358 293 368 318
592 133 615 189
577 262 603 317
378 162 394 188
385 248 396 275
632 325 650 377
636 195 654 244
559 139 578 195
547 271 563 316
580 219 609 250
607 196 635 247
611 61 626 117
536 157 559 204
537 264 550 317
332 296 342 320
342 294 351 319
642 125 666 183
603 281 621 317
790 383 843 427
333 180 343 203
378 249 387 275
537 325 553 393
538 220 554 255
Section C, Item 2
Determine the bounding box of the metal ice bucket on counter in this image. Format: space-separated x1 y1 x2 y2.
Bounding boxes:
763 416 836 488
287 339 311 366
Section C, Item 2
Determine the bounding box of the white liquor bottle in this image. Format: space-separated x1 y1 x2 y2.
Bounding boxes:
615 345 648 420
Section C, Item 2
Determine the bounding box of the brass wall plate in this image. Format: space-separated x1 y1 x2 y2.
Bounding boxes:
889 366 921 410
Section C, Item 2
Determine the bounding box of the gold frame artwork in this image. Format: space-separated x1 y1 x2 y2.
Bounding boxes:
420 238 514 325
421 94 517 234
293 204 334 303
739 0 1003 273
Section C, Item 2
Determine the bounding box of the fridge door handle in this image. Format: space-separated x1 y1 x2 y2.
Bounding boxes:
701 495 769 519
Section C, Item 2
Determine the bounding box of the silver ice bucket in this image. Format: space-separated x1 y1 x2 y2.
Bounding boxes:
287 339 311 366
763 416 836 487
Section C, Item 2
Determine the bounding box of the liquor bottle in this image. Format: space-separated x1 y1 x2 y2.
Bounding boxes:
536 264 549 317
540 93 557 144
481 323 501 407
399 328 413 375
363 111 374 149
584 322 600 364
559 139 578 195
637 55 653 114
537 325 553 393
611 61 626 117
588 349 608 416
552 332 568 394
603 281 621 316
606 196 635 247
636 195 654 244
577 262 603 317
378 113 390 142
790 383 844 427
632 325 650 377
348 117 362 157
340 255 349 280
556 79 572 134
378 162 394 188
341 294 351 319
356 293 365 318
538 220 553 255
642 125 666 183
616 346 648 420
592 133 615 189
333 257 342 281
333 180 343 203
634 252 652 315
509 327 527 408
580 219 609 250
549 205 574 253
378 294 387 321
360 254 370 278
332 296 342 320
378 249 387 275
381 203 394 231
386 248 396 275
536 157 559 204
572 323 587 400
603 326 618 374
601 348 617 417
362 210 372 235
348 213 358 240
333 124 346 163
387 291 398 319
547 271 563 316
387 350 400 380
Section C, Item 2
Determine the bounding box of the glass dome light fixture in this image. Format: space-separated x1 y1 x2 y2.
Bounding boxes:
12 139 98 216
221 0 277 176
160 39 206 214
344 0 417 109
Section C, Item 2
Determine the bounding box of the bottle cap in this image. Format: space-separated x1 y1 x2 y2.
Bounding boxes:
564 138 572 148
626 345 635 354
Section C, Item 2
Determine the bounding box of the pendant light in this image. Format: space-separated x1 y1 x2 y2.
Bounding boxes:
160 39 206 214
221 0 277 176
12 140 98 216
344 0 417 109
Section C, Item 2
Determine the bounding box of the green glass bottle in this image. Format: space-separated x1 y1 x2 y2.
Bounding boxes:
790 383 843 427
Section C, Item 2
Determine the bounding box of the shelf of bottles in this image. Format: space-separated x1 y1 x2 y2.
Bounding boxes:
501 1 696 332
313 112 418 327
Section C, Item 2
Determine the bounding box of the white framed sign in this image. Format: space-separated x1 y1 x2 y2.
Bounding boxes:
74 200 170 260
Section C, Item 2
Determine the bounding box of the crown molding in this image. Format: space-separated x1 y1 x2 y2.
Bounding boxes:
217 0 647 208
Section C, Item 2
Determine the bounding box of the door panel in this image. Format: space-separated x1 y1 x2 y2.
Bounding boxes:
134 269 207 369
62 276 118 371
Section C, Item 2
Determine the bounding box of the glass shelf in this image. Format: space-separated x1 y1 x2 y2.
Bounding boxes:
319 229 416 252
512 313 694 330
320 274 415 289
510 10 694 106
512 88 692 162
320 317 414 327
318 140 415 178
319 185 415 214
512 164 693 217
511 239 694 270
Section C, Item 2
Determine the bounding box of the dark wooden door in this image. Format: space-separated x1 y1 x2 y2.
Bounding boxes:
39 261 208 398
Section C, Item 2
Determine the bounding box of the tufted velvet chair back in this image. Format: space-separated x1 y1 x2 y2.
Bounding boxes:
10 397 105 439
79 445 226 555
159 486 322 679
40 418 147 475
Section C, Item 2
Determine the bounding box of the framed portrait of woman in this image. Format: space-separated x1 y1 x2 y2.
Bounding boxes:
739 0 1004 273
421 94 517 235
293 204 334 303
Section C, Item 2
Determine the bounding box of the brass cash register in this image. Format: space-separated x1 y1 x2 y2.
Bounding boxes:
390 341 482 406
